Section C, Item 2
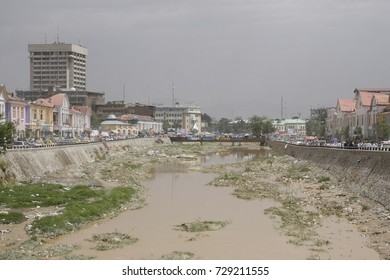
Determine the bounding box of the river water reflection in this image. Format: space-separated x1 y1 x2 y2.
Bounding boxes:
52 149 379 260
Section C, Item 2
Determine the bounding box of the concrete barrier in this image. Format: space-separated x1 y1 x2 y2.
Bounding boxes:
2 138 156 181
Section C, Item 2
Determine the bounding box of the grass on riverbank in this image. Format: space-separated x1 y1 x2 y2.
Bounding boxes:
0 211 26 224
0 182 136 238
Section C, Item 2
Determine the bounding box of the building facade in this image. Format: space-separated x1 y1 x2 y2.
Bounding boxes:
272 118 307 140
100 114 136 136
16 87 105 109
27 99 54 139
4 90 27 139
0 84 7 122
119 114 162 136
154 104 202 133
28 42 88 91
325 88 390 140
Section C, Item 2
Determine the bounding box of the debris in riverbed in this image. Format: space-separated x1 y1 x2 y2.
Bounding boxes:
160 251 194 260
88 232 138 251
174 219 230 232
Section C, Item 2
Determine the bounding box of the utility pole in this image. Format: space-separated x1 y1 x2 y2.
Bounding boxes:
123 84 126 103
281 97 284 119
171 80 175 106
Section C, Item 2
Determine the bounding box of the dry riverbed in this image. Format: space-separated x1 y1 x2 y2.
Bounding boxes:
1 141 389 259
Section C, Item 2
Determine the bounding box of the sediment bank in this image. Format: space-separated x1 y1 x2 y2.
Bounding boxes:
268 140 390 211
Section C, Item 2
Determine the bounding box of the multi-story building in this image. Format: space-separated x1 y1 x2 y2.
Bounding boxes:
325 88 390 140
27 99 54 139
94 102 156 123
16 87 105 110
0 84 7 122
100 114 135 136
4 88 27 139
28 42 88 91
119 114 162 135
272 118 307 140
154 104 202 134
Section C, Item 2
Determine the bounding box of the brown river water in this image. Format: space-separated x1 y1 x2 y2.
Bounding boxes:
46 151 380 260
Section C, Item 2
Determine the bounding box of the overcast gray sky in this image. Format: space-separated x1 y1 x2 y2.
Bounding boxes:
1 0 390 119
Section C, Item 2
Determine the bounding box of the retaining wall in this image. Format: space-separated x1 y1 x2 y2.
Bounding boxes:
268 140 390 210
2 138 156 181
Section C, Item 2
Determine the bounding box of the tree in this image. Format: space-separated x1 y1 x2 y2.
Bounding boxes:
162 120 170 132
232 118 247 134
306 119 325 138
201 113 212 127
377 121 390 141
262 119 275 135
216 118 232 133
341 125 350 140
353 126 363 141
249 116 274 137
90 112 100 129
0 115 16 151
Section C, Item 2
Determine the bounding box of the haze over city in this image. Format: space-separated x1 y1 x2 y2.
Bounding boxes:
2 0 390 119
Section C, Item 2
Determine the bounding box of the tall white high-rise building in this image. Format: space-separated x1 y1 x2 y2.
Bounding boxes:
28 42 88 91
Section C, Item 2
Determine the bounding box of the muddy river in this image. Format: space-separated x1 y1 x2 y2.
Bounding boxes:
48 151 380 260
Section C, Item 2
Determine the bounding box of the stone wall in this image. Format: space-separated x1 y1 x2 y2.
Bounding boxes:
268 140 390 210
1 138 156 182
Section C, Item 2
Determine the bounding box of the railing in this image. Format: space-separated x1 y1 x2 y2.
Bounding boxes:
6 136 148 150
279 140 390 152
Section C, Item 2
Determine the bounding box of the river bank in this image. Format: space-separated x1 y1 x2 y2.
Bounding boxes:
1 140 389 259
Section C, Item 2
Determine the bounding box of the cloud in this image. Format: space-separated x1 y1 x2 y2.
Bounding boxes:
2 0 390 119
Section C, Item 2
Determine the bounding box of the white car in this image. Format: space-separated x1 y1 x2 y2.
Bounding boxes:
12 141 31 149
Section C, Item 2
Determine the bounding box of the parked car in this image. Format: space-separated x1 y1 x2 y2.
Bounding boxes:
29 140 45 148
12 141 31 149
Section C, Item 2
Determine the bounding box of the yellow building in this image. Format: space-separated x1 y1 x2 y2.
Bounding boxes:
29 99 54 139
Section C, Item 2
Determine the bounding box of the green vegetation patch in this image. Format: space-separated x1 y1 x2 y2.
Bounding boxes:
122 162 142 169
0 182 103 209
161 251 194 260
319 200 344 217
0 211 26 224
264 197 327 249
317 176 330 183
258 156 275 165
232 188 267 200
212 172 242 186
89 232 138 251
174 219 230 232
30 186 135 237
283 163 311 180
0 182 135 237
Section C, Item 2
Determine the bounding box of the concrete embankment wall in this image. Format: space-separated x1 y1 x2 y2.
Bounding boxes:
268 140 390 210
2 138 156 181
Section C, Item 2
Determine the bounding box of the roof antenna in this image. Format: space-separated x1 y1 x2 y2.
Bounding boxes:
172 80 175 105
123 84 126 103
56 25 60 43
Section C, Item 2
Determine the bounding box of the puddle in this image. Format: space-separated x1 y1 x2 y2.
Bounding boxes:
200 148 271 167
